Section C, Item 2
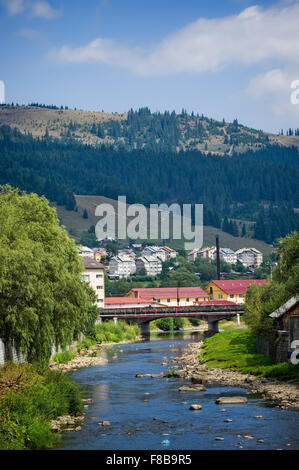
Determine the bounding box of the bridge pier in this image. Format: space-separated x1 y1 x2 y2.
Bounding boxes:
139 321 151 341
203 319 219 339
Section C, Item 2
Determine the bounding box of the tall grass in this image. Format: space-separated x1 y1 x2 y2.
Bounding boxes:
201 328 299 381
0 363 82 450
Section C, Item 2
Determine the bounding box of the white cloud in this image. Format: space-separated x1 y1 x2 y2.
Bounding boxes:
53 3 299 75
1 0 60 19
30 1 60 19
247 68 299 119
2 0 25 15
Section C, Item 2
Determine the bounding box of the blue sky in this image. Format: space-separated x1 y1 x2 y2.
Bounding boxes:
1 0 299 133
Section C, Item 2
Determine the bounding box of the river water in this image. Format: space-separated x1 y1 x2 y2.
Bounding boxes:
59 332 299 450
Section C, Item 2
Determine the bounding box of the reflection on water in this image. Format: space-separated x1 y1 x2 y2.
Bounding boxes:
59 331 299 450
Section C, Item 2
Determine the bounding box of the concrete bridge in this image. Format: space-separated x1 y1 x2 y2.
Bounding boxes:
100 304 244 339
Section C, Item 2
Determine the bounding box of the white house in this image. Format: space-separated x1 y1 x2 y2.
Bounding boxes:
109 255 136 279
135 255 162 276
78 246 94 258
82 257 105 307
218 248 237 265
142 246 167 262
235 248 263 268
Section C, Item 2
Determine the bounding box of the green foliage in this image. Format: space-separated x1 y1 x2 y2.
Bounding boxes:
1 125 299 244
52 350 75 364
244 231 299 339
0 186 98 364
79 320 140 346
0 363 82 450
201 328 299 381
155 318 174 331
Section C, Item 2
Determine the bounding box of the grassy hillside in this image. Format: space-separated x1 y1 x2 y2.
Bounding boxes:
54 195 272 255
1 105 298 155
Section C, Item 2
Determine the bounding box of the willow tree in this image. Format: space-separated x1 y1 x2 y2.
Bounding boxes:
0 186 98 363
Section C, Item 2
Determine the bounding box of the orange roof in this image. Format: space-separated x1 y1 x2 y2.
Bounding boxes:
210 279 265 295
128 287 209 299
105 297 154 305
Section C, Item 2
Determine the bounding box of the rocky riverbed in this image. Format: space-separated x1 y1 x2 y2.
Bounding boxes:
169 341 299 411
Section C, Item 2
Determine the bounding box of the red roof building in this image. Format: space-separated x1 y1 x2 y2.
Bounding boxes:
205 279 266 304
127 287 209 306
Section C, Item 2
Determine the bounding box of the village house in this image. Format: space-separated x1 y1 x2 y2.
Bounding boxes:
93 249 107 262
108 255 136 279
255 295 299 363
127 286 209 306
77 246 94 258
235 247 263 268
135 255 162 276
187 249 200 262
141 245 168 262
159 246 178 260
217 248 237 265
82 257 105 307
205 279 265 304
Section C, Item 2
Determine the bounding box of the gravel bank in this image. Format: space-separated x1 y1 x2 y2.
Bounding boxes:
170 341 299 410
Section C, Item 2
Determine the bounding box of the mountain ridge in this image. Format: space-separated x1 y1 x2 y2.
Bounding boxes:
1 105 298 155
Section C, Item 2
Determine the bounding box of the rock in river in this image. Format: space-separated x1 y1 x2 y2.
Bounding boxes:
189 404 202 410
215 396 248 405
179 384 206 392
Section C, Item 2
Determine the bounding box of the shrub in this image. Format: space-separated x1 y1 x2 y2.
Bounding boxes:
0 363 82 450
53 350 75 364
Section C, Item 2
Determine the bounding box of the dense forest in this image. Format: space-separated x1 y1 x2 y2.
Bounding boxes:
0 124 299 244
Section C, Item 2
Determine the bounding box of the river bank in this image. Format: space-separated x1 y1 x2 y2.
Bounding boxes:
170 336 299 411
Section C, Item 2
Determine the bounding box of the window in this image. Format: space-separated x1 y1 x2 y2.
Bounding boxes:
230 294 234 298
97 299 103 303
82 274 90 282
186 298 190 302
209 287 213 294
96 273 103 278
218 294 223 299
167 299 170 303
239 294 243 298
97 286 103 290
195 298 199 302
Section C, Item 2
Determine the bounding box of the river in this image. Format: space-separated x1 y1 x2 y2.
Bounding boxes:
59 331 299 450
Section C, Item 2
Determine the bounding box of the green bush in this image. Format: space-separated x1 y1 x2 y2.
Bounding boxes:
53 350 75 364
0 363 82 450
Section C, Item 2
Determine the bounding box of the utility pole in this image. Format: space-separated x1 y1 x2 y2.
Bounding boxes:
216 235 221 280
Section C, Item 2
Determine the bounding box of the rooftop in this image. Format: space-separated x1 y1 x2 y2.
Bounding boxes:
210 279 265 294
128 286 209 299
82 257 106 270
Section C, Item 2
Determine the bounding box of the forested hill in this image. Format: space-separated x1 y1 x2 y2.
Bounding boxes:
1 124 299 245
1 104 299 155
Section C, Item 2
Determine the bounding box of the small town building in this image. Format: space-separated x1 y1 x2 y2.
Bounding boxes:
109 255 136 279
141 246 167 262
82 257 105 307
127 287 209 306
235 248 263 268
218 248 237 265
205 279 265 304
135 255 162 276
78 246 94 258
256 295 299 363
